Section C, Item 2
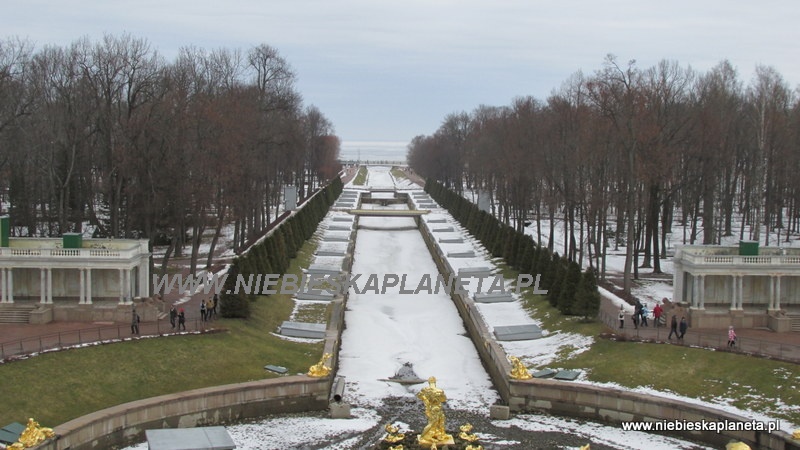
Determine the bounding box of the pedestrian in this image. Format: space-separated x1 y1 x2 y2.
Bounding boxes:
131 308 140 335
727 325 737 347
211 294 219 319
641 304 649 327
653 303 663 327
200 299 207 322
668 315 678 340
632 311 639 329
169 305 177 330
679 316 688 339
178 308 186 331
618 307 624 329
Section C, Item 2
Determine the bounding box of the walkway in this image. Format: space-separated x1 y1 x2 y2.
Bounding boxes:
598 297 800 363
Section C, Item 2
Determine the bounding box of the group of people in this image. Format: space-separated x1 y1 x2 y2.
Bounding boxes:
617 301 689 340
667 315 689 340
169 306 187 330
200 294 218 322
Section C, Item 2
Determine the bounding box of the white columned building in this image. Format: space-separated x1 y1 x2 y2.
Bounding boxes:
673 244 799 332
0 236 150 322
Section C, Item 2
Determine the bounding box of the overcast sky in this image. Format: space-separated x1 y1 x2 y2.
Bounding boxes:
3 1 799 143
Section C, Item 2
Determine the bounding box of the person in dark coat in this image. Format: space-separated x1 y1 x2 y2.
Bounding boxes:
668 315 678 340
618 307 625 329
169 306 177 329
679 316 688 339
131 308 140 335
200 300 207 322
178 308 186 331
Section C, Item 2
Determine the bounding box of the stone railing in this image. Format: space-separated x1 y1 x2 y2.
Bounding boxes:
0 247 137 259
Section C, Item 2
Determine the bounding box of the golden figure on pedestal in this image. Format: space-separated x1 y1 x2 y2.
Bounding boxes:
383 423 405 443
307 352 332 377
416 376 454 448
8 418 55 449
509 356 532 380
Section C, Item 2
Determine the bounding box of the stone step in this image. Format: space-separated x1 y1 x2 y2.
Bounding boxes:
0 306 35 324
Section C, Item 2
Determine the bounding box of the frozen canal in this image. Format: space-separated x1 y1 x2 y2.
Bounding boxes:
336 213 498 411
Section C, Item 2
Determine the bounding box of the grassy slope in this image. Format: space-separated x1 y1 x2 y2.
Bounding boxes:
0 240 323 426
352 166 368 185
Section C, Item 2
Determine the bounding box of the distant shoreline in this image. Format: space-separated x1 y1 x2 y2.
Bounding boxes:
340 140 408 162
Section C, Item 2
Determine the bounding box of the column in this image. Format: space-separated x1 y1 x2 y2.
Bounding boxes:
40 268 47 304
699 275 705 309
0 268 5 303
775 276 782 310
673 263 684 304
47 268 52 303
692 274 699 308
731 275 737 310
769 275 775 310
79 269 86 304
7 268 12 303
85 268 92 304
118 268 125 304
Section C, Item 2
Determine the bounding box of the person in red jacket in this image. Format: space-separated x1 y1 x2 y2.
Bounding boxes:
653 303 663 327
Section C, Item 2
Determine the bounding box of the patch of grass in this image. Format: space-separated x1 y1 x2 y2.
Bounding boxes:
0 239 325 427
352 166 368 185
390 167 407 180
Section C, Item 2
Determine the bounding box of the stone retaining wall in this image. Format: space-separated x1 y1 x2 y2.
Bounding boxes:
35 377 329 450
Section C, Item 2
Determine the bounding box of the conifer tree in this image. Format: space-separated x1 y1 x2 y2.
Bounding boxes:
573 268 601 320
220 258 252 318
546 254 564 307
557 260 582 315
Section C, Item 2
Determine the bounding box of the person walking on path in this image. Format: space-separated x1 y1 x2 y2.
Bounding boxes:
653 303 663 327
728 325 737 347
679 316 688 340
618 307 625 329
178 308 186 331
641 304 649 327
668 315 679 340
131 308 140 335
169 306 177 330
200 300 207 322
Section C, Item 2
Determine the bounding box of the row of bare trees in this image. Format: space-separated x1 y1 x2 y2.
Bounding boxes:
0 34 341 274
408 55 800 294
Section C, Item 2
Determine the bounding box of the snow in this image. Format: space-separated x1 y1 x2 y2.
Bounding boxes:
337 225 499 411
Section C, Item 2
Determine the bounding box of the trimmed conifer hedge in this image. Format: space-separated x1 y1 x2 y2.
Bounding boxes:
424 179 599 320
221 177 344 318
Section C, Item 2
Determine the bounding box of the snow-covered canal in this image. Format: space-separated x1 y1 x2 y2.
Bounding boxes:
337 213 498 411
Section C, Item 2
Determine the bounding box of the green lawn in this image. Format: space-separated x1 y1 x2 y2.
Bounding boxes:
0 240 323 427
352 166 368 185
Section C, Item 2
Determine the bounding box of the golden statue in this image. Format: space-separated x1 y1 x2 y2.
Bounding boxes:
726 442 751 450
383 423 405 443
580 445 590 450
416 376 454 448
458 423 479 442
465 445 484 450
509 356 532 380
307 352 332 377
388 446 404 450
793 429 800 440
8 418 55 449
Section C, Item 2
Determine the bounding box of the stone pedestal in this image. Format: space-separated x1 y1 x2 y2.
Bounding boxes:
329 402 351 419
489 404 511 420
